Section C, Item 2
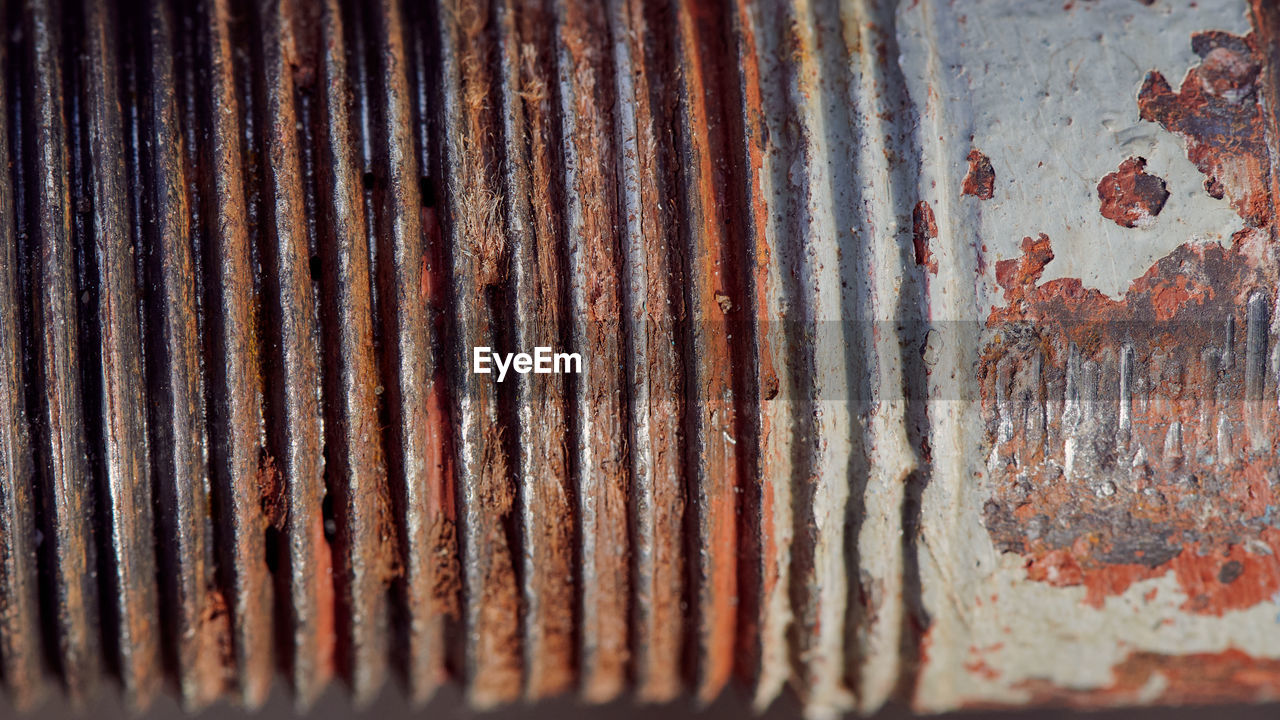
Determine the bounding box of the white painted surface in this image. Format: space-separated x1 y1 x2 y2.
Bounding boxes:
898 0 1280 711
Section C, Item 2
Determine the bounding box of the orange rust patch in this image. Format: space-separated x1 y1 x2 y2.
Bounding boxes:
980 23 1280 615
1097 157 1169 228
965 644 1004 681
982 226 1280 612
962 149 995 200
193 586 234 703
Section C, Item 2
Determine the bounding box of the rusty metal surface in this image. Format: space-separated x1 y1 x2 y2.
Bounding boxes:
6 0 1280 717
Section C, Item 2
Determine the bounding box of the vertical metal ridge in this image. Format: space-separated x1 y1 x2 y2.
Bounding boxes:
0 0 46 706
140 0 223 708
553 0 631 702
22 0 101 704
497 0 576 701
80 0 161 709
608 0 686 703
787 0 861 715
313 0 393 705
736 0 860 715
368 0 447 704
405 0 463 701
670 0 746 704
253 0 333 709
439 0 523 707
197 0 274 707
730 0 794 710
836 1 919 712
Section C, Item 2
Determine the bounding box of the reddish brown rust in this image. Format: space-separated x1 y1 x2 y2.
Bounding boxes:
613 0 687 703
1138 31 1271 226
912 200 939 273
674 0 747 702
1097 157 1169 228
558 0 632 702
962 149 995 200
980 23 1280 622
982 228 1280 614
501 0 575 699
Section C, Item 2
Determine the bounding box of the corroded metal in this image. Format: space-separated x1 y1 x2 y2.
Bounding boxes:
5 0 1280 717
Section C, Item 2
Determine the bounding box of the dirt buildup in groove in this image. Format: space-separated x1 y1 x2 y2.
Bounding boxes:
962 149 995 199
1097 157 1169 227
1138 31 1271 227
194 586 235 699
912 200 938 273
256 453 286 530
427 517 461 620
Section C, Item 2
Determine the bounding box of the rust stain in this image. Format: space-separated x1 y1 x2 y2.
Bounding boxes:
192 587 234 705
313 515 337 683
1097 157 1169 228
912 199 939 273
980 24 1280 616
964 645 1003 681
962 149 995 200
1138 31 1271 226
256 454 286 531
982 229 1280 613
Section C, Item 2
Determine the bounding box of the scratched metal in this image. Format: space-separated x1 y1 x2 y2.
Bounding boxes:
496 0 575 701
23 0 101 705
0 0 45 709
254 0 332 709
136 0 223 709
6 0 1280 717
80 0 162 709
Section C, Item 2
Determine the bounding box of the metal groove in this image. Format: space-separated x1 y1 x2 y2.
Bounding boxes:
554 0 630 703
497 0 575 701
199 0 274 707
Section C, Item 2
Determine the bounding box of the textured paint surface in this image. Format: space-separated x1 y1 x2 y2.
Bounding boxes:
903 0 1280 711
